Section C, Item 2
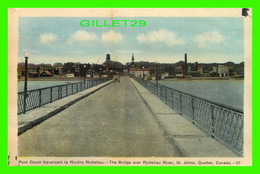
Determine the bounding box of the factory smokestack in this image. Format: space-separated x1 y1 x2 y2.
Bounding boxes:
184 53 187 77
195 62 198 71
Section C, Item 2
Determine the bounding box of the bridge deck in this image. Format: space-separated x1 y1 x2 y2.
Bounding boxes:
18 77 182 157
18 77 237 157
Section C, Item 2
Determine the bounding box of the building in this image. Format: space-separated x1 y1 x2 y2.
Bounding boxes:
40 70 52 77
187 63 200 77
161 72 169 79
130 69 150 79
17 63 53 79
28 71 39 77
198 66 203 76
213 66 218 73
53 63 63 76
218 65 229 77
102 53 124 73
66 73 75 78
175 66 183 78
128 54 153 79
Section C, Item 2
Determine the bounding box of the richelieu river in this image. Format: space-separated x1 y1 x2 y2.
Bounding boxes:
18 79 244 111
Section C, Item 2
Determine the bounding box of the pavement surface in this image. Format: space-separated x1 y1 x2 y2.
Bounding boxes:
18 77 182 157
18 80 113 135
18 76 238 157
130 78 238 157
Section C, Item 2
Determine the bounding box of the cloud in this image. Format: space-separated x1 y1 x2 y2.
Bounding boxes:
101 30 123 43
136 29 186 46
39 33 58 44
67 30 97 44
196 31 225 48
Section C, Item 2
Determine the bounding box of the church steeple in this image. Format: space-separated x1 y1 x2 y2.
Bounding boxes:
131 53 134 65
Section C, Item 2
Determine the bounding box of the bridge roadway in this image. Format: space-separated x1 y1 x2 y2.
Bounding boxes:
18 77 182 157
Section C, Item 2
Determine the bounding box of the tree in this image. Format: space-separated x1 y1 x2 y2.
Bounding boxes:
53 62 63 67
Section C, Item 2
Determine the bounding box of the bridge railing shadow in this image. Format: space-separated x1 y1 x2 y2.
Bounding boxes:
131 75 244 157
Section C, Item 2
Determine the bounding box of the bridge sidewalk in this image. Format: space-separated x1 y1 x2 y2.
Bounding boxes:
17 80 113 135
130 78 238 157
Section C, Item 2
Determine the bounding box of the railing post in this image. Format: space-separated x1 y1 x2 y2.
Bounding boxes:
72 84 74 94
180 93 182 115
160 86 163 100
23 92 27 114
39 90 42 107
58 86 60 99
60 86 62 99
191 98 195 124
160 86 162 99
171 90 174 109
165 87 167 104
76 83 78 93
66 85 68 96
80 82 82 91
50 88 53 103
155 84 157 96
211 105 215 138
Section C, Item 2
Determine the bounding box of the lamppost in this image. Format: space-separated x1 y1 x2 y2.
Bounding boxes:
99 67 102 79
23 52 29 114
142 66 145 80
83 65 86 84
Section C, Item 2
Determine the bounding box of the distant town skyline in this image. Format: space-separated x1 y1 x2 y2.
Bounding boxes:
18 17 244 64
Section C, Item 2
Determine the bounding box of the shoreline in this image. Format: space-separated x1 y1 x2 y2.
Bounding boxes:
18 77 101 82
161 77 244 81
18 76 244 82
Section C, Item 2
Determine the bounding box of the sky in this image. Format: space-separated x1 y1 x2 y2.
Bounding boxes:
18 17 244 65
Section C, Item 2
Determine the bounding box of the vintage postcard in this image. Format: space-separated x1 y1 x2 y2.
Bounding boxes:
8 8 252 166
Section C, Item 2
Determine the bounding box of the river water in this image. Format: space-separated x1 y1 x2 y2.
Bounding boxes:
18 79 244 111
17 81 81 92
159 80 244 111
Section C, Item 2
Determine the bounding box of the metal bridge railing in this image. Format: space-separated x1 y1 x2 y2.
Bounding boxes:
18 78 112 115
132 76 244 156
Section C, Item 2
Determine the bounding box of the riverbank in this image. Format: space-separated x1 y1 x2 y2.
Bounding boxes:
18 76 244 82
18 77 102 81
162 77 244 81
